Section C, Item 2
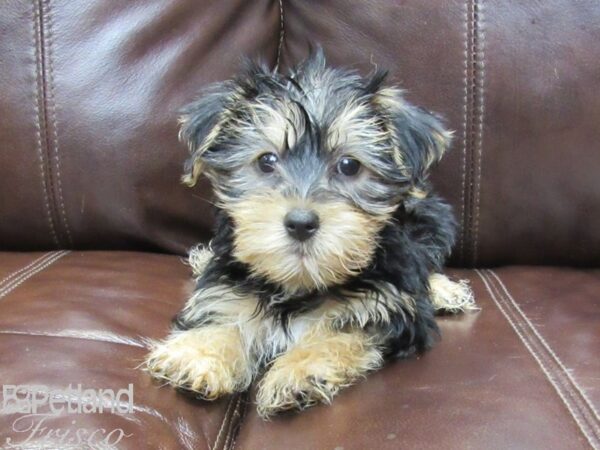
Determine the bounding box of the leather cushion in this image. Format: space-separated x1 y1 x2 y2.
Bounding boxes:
281 0 600 267
0 251 240 449
0 252 598 448
2 1 600 266
0 0 279 254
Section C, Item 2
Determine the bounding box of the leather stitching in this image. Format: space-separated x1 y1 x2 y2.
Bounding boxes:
477 270 600 448
461 0 485 266
488 270 600 423
31 0 59 247
37 0 62 246
0 330 145 348
476 270 600 448
274 0 285 72
0 253 53 288
0 251 69 299
224 394 245 450
229 399 243 450
465 0 477 265
44 0 73 246
458 0 469 263
488 269 600 447
471 0 485 265
212 395 236 450
223 394 242 450
229 392 248 450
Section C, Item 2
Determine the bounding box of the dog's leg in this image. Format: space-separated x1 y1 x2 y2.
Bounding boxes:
256 327 382 418
145 325 252 400
428 273 477 313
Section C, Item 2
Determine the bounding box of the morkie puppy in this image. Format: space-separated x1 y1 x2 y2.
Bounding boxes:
146 48 475 418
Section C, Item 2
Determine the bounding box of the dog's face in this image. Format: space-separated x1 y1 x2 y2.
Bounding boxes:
179 50 451 294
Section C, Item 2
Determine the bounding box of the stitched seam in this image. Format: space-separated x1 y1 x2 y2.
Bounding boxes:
465 0 476 265
229 392 248 450
37 0 63 246
223 396 240 450
462 0 484 266
0 330 146 348
458 0 470 264
476 270 600 449
224 394 244 450
471 0 485 265
0 251 69 299
274 0 284 72
212 396 236 450
0 253 53 288
32 0 59 247
483 270 600 447
44 0 72 246
484 270 600 432
0 252 66 297
0 251 67 298
465 0 478 266
476 270 599 448
489 270 600 422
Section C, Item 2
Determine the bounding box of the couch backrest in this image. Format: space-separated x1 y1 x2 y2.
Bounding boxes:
1 0 599 267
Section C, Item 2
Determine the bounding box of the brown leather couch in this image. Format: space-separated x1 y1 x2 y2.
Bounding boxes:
1 1 599 449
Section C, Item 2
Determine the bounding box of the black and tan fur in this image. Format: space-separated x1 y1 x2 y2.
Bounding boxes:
146 49 475 418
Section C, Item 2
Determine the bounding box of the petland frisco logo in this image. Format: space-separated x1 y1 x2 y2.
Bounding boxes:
3 384 134 414
2 384 133 449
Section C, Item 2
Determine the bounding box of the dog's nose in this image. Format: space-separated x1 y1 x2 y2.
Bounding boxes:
284 209 320 242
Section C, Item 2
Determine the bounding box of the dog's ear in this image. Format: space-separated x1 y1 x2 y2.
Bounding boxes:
371 82 452 182
178 82 240 186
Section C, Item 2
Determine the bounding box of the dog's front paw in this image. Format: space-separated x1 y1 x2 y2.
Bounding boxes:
256 331 382 418
257 368 339 418
145 327 251 400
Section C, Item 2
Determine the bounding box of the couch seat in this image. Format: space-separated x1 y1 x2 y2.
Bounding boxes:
0 252 598 449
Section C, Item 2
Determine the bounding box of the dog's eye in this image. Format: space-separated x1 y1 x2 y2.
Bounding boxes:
337 157 361 176
257 153 278 173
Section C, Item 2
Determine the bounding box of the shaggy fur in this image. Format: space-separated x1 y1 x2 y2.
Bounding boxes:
146 48 476 418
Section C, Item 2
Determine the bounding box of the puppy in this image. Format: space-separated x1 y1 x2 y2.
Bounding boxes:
146 48 475 418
